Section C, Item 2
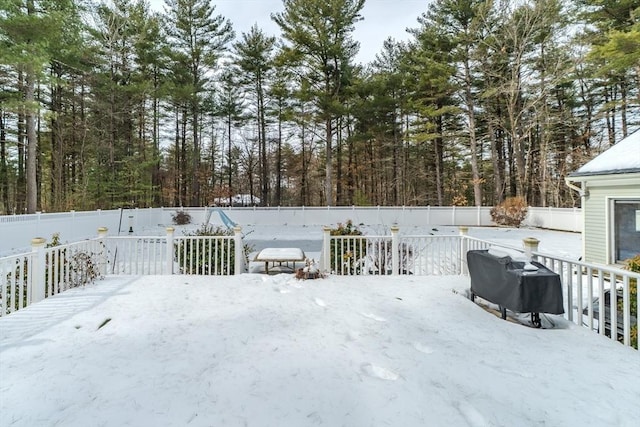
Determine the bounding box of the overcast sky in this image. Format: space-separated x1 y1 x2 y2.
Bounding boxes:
148 0 429 64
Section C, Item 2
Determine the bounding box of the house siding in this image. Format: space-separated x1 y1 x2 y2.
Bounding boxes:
583 187 607 264
583 182 640 264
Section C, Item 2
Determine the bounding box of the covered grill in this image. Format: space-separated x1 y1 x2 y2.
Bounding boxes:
467 249 564 327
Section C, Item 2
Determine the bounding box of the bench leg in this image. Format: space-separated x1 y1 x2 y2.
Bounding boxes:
531 313 542 328
500 306 507 320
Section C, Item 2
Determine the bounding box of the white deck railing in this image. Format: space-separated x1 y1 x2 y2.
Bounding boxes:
2 226 637 350
321 227 638 349
0 227 245 317
0 251 33 315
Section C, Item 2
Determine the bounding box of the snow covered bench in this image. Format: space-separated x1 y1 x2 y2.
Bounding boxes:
254 247 306 274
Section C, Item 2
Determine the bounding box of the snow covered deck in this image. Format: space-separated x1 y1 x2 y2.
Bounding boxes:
1 274 638 427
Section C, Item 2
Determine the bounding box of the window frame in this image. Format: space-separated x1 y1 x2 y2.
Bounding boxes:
609 197 640 264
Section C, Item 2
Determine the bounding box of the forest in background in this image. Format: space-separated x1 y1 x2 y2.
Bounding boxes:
0 0 638 214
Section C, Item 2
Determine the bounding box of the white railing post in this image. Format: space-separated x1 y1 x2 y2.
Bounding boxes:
166 227 175 275
523 237 540 261
234 226 244 275
97 227 108 276
30 237 47 303
322 226 331 273
459 226 469 275
97 227 108 238
391 225 399 275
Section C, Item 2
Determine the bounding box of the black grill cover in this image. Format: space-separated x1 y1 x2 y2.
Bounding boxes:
467 249 564 315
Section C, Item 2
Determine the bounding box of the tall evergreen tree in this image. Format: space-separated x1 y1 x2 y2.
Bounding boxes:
164 0 233 206
234 25 276 206
0 0 62 212
273 0 365 205
421 0 487 206
215 69 245 206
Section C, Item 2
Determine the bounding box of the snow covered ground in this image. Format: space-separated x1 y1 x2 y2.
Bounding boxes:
2 225 635 426
1 273 638 427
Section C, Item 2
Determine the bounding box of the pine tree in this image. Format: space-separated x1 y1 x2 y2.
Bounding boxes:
164 0 233 206
273 0 365 205
234 25 276 206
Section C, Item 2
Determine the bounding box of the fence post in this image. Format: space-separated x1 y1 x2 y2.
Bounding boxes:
391 225 399 275
523 237 540 261
234 226 244 275
30 237 47 304
322 226 331 273
459 227 469 275
97 227 108 276
166 227 175 275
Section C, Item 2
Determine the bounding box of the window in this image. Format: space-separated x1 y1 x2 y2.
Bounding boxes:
614 200 640 263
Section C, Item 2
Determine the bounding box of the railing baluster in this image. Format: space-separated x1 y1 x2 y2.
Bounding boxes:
576 264 583 327
586 267 594 330
610 272 617 342
598 271 605 336
564 261 573 322
18 259 25 311
622 275 629 346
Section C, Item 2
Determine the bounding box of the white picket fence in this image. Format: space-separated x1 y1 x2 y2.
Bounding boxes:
1 225 637 350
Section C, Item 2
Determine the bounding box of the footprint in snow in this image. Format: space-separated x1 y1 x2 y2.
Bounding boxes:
314 298 326 307
456 401 489 427
345 330 359 341
361 312 386 322
499 368 535 379
412 342 434 354
361 363 399 381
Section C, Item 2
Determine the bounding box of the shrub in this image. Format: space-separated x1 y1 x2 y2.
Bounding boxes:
622 254 639 349
175 225 252 275
172 210 191 225
365 238 414 275
490 196 528 227
46 233 103 290
329 220 366 275
625 254 640 274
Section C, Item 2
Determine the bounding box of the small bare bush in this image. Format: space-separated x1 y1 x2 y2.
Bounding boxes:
172 210 191 225
490 197 528 227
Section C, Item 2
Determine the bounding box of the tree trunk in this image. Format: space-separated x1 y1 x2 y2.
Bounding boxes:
463 54 482 206
336 117 343 205
191 101 200 206
227 110 233 207
276 103 283 206
0 111 9 213
325 117 333 205
259 84 268 206
435 115 444 206
25 7 38 213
